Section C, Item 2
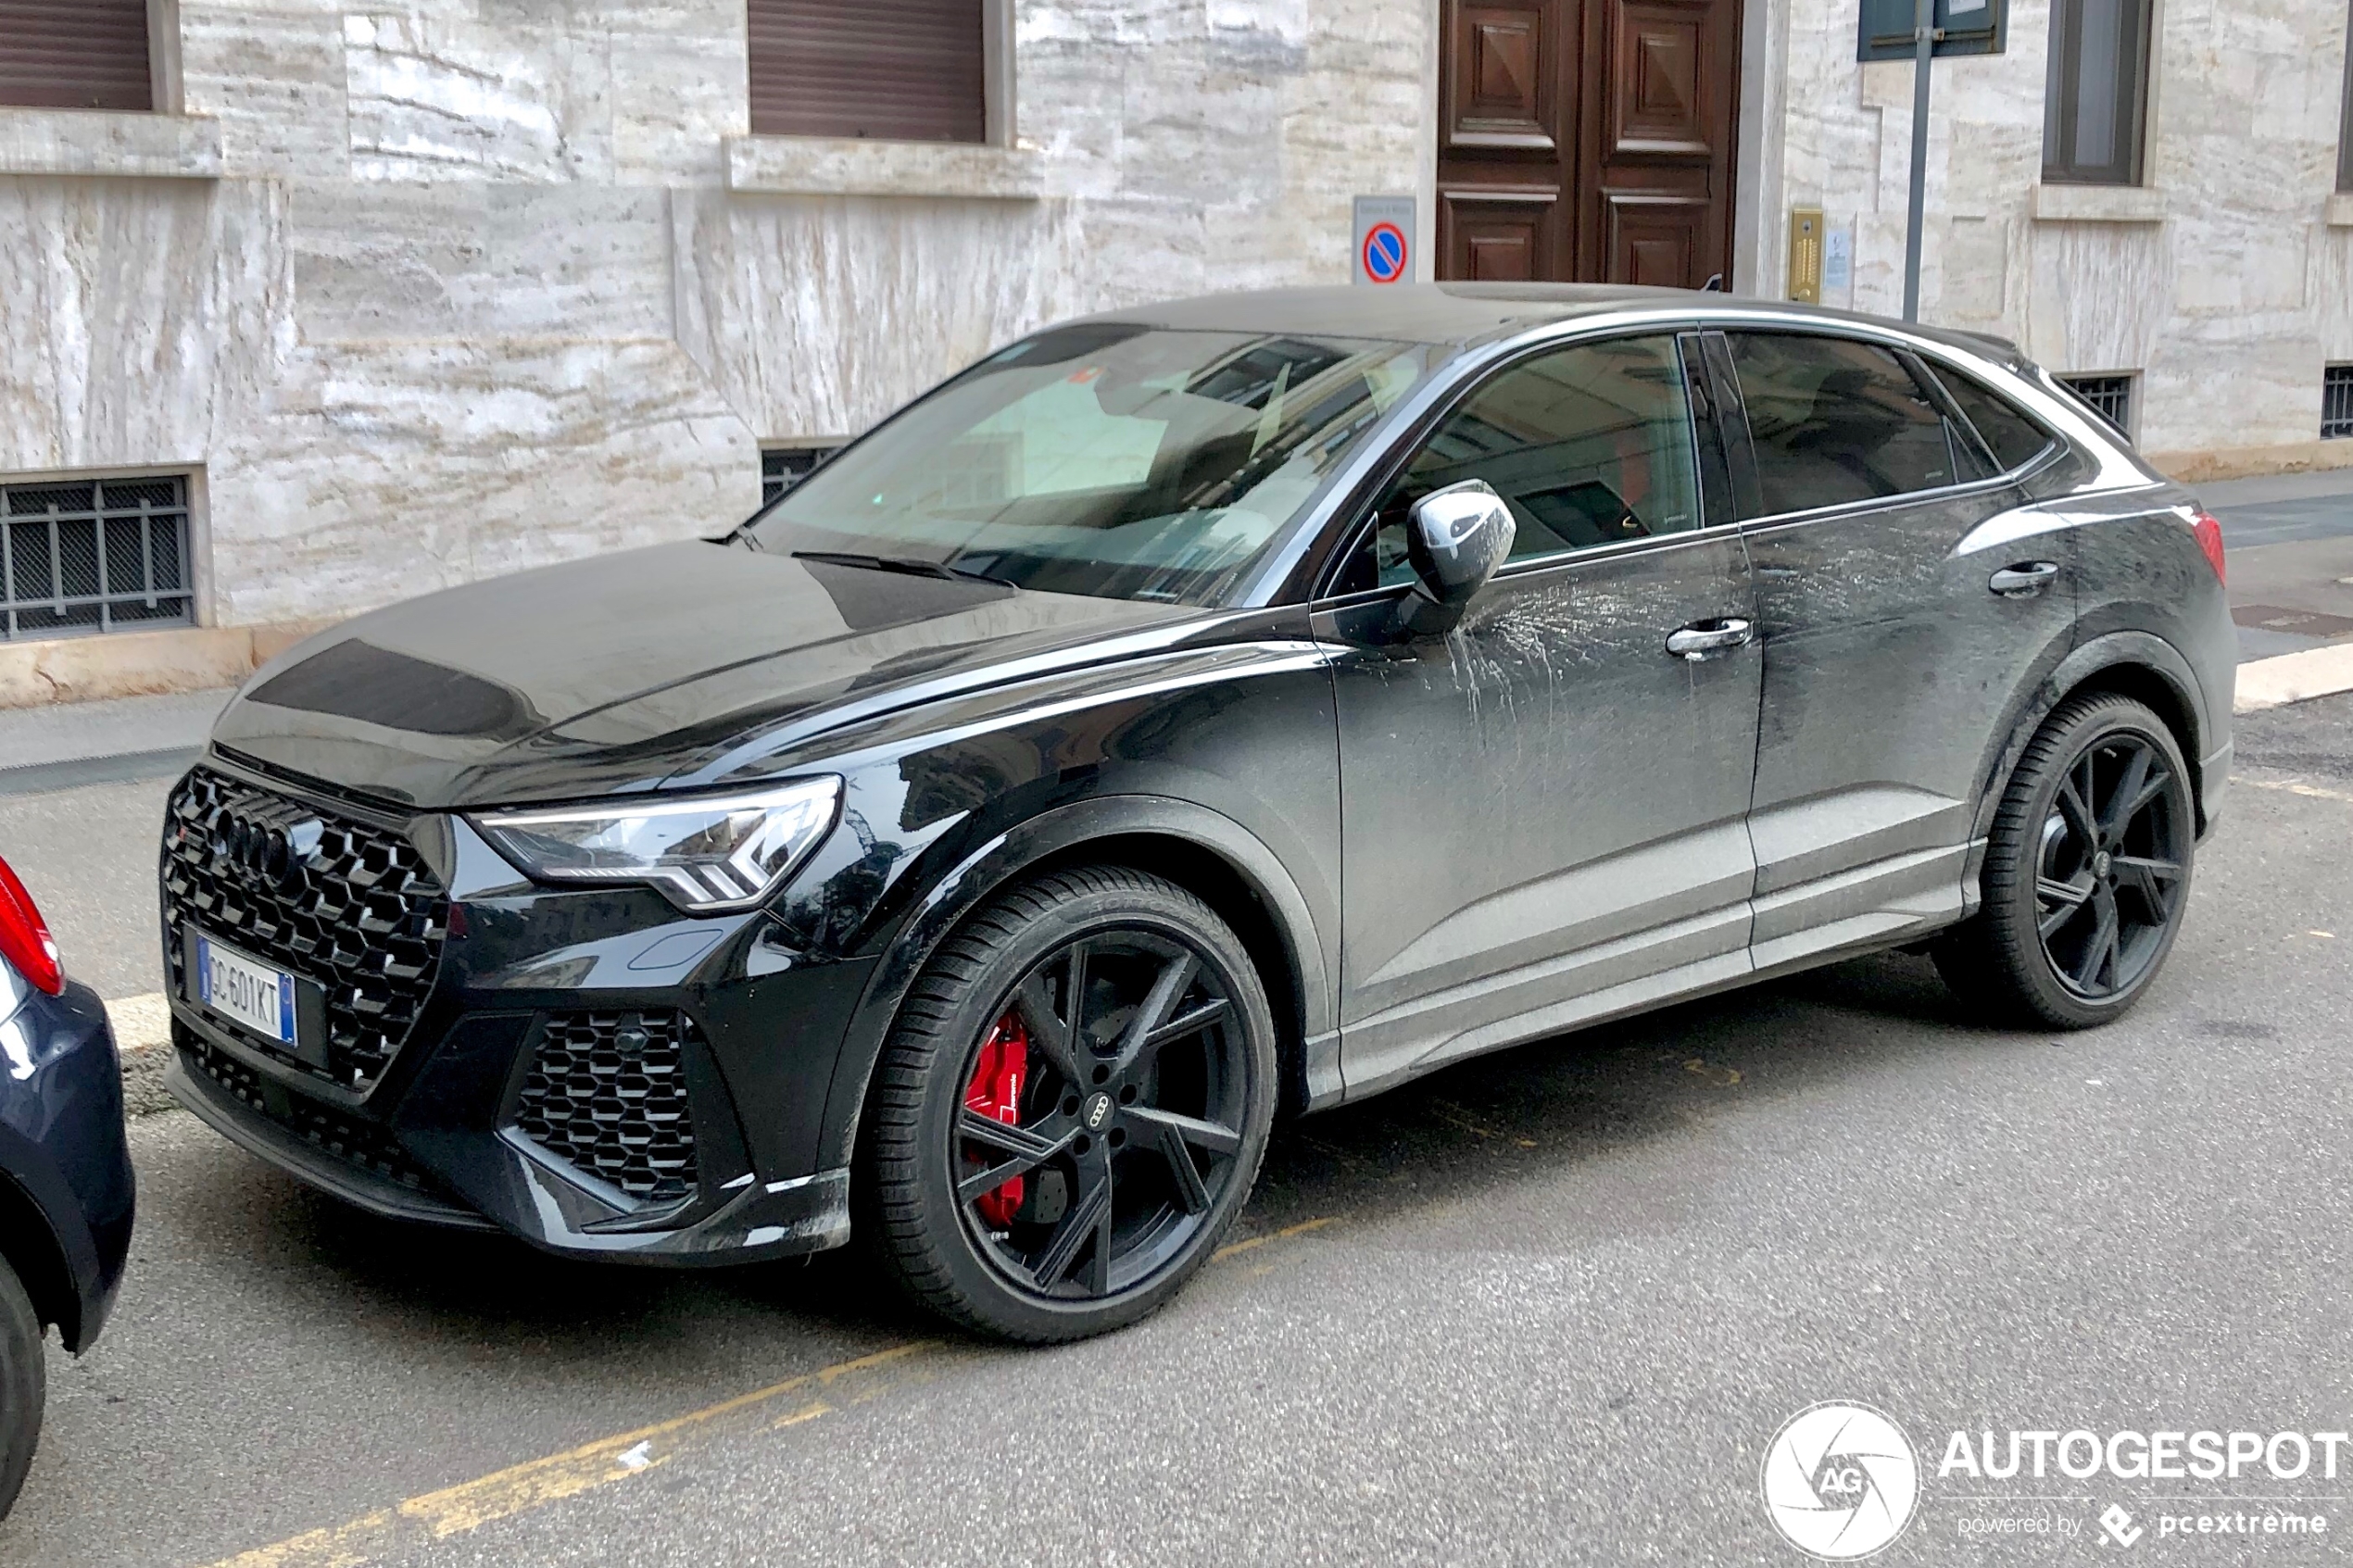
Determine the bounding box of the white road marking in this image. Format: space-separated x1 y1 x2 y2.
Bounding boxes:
2233 642 2353 713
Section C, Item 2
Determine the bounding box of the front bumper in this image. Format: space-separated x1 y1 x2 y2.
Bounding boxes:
161 759 873 1266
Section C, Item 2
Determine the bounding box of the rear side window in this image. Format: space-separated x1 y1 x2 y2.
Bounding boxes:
1929 365 2056 474
1727 333 1962 514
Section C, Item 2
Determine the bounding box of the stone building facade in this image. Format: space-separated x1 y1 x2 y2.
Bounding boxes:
0 0 2347 697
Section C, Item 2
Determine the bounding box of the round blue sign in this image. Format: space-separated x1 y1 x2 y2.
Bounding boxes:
1361 221 1408 284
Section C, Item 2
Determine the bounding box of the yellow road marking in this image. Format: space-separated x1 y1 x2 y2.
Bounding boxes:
206 1216 1347 1568
202 1343 937 1568
2241 777 2353 806
1429 1099 1540 1148
1211 1213 1339 1262
1684 1058 1743 1088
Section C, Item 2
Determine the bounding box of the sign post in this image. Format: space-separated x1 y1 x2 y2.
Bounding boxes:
1352 196 1416 286
1902 0 1933 321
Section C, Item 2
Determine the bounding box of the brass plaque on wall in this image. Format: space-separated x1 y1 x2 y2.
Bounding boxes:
1788 208 1824 304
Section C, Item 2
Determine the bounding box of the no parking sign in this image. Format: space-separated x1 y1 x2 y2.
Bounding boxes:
1352 195 1416 286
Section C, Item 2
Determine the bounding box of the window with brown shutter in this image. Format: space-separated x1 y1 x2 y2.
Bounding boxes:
747 0 988 144
0 0 155 112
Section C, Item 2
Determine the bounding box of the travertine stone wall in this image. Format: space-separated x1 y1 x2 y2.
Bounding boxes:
0 0 1428 627
1754 0 2353 474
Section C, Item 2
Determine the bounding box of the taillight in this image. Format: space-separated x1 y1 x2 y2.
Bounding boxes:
0 856 62 997
2190 510 2226 586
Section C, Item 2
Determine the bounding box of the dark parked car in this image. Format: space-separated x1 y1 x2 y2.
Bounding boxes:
0 854 135 1514
163 285 2233 1341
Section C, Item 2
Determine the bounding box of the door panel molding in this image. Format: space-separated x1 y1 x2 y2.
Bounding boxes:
1447 1 1560 149
1359 818 1756 999
1607 3 1713 156
1341 909 1755 1101
1603 192 1707 286
1744 784 1971 897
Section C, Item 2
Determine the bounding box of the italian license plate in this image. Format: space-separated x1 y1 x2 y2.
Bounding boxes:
195 934 297 1047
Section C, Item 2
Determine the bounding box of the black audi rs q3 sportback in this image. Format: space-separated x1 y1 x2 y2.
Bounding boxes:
163 285 2234 1341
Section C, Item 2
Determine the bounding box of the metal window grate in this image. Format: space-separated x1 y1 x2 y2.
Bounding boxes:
761 445 839 508
2058 374 2135 439
3 473 194 641
2326 366 2353 441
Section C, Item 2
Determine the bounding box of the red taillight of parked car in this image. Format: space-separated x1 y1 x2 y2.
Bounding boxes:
0 856 63 997
2191 511 2226 585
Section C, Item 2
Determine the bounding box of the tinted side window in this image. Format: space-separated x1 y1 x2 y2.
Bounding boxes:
1930 365 2056 473
1352 335 1701 588
1728 333 1962 514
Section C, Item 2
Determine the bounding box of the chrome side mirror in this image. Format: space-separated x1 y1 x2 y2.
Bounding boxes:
1393 480 1516 639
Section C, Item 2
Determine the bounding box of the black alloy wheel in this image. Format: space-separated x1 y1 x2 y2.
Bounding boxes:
2032 730 2188 999
861 867 1277 1342
1935 694 2196 1028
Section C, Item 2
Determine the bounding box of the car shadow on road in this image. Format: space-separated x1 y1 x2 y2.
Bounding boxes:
167 948 2040 1361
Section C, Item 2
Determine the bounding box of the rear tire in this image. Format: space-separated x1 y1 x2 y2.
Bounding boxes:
859 866 1277 1343
1934 695 2196 1029
0 1253 46 1522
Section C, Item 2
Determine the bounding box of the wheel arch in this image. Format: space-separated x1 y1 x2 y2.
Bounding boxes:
816 796 1338 1181
1974 631 2215 851
0 1171 77 1352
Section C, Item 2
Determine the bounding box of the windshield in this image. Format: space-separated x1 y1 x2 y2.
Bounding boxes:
745 325 1437 605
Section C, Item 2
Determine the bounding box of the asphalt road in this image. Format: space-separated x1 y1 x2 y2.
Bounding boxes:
0 696 2349 1566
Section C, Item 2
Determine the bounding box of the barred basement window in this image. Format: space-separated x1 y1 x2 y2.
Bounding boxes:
2326 366 2353 442
747 0 989 144
2057 373 2135 440
3 474 194 641
761 445 840 508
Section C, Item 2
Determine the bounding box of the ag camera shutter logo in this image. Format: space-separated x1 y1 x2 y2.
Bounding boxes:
1761 1401 1921 1559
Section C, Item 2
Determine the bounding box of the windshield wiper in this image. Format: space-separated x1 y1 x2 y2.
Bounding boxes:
790 550 1015 588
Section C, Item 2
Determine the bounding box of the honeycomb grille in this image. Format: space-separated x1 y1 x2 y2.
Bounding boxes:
513 1011 700 1203
182 1026 438 1193
163 766 447 1089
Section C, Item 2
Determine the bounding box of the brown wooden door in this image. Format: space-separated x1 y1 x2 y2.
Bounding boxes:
1437 0 1741 288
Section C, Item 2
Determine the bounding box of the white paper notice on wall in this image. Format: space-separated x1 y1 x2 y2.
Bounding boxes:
1947 0 1988 12
1823 226 1855 301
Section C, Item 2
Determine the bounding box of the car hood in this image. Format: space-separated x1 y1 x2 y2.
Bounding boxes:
211 541 1205 809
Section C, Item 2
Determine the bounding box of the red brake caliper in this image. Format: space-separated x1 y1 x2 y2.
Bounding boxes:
963 1010 1030 1226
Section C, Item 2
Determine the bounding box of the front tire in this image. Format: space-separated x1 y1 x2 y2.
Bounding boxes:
1935 694 2196 1028
0 1253 46 1521
860 867 1277 1343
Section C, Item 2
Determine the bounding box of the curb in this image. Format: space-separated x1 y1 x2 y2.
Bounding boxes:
102 994 176 1118
2234 644 2353 714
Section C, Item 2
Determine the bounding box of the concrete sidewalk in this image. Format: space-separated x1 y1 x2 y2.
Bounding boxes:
0 686 232 797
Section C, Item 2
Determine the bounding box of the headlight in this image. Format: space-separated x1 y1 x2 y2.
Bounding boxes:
473 777 842 912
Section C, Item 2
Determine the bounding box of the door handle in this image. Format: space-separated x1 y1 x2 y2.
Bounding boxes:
1989 561 2061 597
1665 618 1755 661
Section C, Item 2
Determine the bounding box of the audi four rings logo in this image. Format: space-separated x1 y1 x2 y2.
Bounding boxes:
1761 1402 1921 1559
209 812 325 889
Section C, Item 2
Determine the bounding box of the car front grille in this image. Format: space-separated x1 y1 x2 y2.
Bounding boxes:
181 1026 439 1193
513 1011 701 1203
162 765 447 1089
